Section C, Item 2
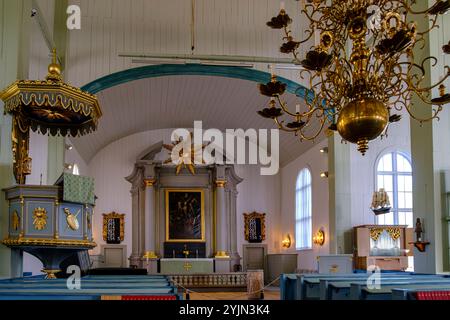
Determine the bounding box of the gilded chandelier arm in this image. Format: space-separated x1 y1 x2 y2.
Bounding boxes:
258 0 449 155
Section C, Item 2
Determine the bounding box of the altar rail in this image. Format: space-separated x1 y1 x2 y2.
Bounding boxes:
168 273 247 288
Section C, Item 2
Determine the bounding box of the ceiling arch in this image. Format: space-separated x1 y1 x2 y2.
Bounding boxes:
72 64 323 166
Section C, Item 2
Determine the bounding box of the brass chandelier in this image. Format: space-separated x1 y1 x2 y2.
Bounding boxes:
258 0 450 155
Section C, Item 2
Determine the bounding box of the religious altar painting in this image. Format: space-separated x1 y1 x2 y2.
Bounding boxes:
165 189 205 242
102 212 125 244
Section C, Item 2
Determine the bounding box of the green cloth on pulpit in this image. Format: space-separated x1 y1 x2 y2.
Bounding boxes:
160 258 214 274
55 173 95 205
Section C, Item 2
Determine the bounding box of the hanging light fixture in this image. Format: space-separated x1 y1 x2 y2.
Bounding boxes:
258 0 450 155
0 49 102 184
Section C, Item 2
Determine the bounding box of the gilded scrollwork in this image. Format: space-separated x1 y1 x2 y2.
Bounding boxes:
102 212 125 242
370 226 401 241
369 228 383 241
386 227 401 241
243 212 266 242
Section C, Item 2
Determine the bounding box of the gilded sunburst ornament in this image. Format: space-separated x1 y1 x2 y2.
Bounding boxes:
33 207 48 230
163 133 210 175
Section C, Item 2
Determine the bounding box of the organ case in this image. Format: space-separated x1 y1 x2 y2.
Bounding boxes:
353 225 414 271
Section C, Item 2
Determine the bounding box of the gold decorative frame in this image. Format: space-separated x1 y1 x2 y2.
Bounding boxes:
102 212 125 242
165 189 205 242
243 211 266 242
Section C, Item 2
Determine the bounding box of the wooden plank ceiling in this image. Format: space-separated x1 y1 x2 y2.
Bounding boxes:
64 0 324 165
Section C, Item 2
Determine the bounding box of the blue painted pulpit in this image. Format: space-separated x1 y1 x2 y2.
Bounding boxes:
2 173 96 279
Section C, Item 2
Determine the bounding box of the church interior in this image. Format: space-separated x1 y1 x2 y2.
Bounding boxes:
0 0 450 302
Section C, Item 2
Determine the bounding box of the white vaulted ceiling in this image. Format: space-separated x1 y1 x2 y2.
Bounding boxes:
59 0 325 166
71 74 324 166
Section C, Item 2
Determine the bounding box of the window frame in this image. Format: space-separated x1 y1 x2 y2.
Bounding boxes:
295 167 313 250
374 150 412 226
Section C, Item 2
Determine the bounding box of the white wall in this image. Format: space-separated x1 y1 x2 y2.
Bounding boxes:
28 132 49 185
349 107 411 227
235 164 281 257
65 138 89 176
88 129 174 257
277 107 412 272
280 139 329 271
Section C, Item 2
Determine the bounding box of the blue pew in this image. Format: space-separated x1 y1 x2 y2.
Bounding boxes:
328 278 450 300
0 275 182 300
392 287 450 300
282 272 432 300
281 273 383 300
308 275 435 299
353 283 450 300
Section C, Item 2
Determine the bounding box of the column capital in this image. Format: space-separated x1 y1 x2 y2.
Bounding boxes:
143 178 157 187
215 180 227 188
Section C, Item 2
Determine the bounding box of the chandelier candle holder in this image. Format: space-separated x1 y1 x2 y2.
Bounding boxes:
0 49 102 184
258 0 450 155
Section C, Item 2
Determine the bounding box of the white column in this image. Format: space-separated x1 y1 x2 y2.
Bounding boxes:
215 180 229 257
328 134 353 254
409 2 450 273
143 179 157 258
129 187 140 267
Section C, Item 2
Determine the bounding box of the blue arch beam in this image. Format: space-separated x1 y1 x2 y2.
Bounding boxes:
81 64 314 101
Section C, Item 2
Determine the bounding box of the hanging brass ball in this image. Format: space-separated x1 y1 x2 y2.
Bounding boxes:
336 97 388 155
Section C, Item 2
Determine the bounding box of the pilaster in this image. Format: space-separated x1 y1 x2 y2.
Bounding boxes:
0 0 32 278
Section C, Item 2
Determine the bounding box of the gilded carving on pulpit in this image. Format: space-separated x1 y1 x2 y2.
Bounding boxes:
165 189 205 242
86 210 92 230
12 210 20 231
64 208 80 231
243 212 266 243
32 207 47 230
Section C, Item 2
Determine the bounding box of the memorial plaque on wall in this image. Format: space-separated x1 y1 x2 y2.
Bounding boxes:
103 212 125 244
243 212 266 243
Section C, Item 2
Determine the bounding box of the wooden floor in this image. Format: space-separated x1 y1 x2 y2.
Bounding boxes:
184 288 280 300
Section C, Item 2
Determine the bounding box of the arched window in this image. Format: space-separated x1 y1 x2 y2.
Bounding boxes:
295 168 312 250
72 164 80 175
376 151 413 227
